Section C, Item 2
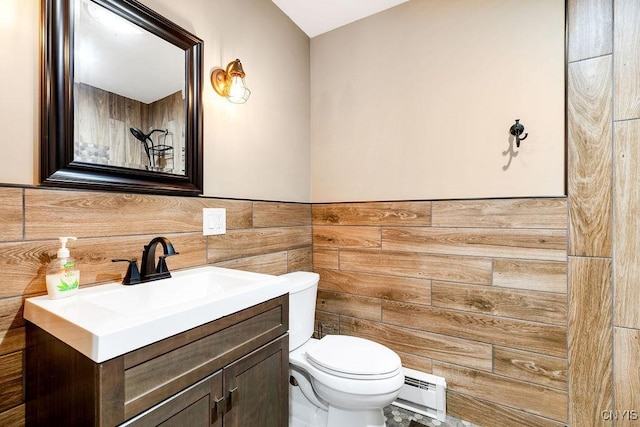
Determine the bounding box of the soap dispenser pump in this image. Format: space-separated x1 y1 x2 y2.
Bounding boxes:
46 237 80 299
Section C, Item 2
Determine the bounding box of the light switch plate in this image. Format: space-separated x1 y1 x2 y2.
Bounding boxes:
202 208 226 235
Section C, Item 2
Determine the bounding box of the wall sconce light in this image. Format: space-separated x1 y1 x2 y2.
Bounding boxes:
211 59 251 104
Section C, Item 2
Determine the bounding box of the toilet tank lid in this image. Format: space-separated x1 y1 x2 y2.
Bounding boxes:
281 271 319 293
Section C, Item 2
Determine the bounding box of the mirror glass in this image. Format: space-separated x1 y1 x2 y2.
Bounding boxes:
41 0 203 195
73 0 186 175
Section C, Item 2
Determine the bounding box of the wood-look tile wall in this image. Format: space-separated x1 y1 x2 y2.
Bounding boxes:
568 0 640 426
0 1 636 425
312 198 569 426
0 186 312 425
75 83 184 173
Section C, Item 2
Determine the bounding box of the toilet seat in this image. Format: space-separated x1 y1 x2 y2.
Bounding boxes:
290 337 405 401
306 335 402 380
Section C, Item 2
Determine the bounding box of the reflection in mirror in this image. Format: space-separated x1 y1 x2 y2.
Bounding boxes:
73 0 186 175
41 0 203 195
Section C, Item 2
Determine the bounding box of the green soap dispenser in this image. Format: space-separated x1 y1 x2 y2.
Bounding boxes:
46 237 80 299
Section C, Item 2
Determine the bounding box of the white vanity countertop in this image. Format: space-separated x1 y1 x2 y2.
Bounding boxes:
24 266 290 363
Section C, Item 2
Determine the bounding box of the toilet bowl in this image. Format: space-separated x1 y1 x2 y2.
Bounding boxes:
282 272 404 427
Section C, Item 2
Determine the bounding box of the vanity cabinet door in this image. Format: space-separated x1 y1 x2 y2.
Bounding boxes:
124 371 223 427
222 336 289 427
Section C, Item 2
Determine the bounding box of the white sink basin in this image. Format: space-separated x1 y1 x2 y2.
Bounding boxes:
79 279 211 315
24 266 290 362
79 268 268 315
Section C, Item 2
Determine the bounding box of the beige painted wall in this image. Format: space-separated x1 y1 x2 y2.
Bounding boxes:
1 0 564 203
310 0 565 202
0 0 39 185
0 0 311 202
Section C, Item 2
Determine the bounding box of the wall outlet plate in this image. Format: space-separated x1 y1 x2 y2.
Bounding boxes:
202 208 226 235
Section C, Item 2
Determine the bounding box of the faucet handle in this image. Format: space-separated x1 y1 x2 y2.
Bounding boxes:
112 259 142 285
156 256 169 275
156 253 178 275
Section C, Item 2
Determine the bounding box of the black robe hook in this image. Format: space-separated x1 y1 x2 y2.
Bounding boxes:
510 119 528 148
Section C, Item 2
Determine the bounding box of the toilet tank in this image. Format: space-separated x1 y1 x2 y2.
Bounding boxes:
281 271 319 351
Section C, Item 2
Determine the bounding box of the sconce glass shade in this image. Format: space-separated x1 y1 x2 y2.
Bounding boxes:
211 59 251 104
227 75 251 104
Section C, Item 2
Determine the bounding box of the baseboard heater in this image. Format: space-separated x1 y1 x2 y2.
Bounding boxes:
393 367 447 422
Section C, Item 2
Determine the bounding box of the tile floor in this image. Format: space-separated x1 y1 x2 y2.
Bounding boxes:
383 405 478 427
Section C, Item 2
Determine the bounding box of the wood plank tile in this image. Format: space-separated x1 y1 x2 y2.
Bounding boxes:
0 404 24 427
314 310 339 338
383 300 567 357
0 327 25 357
0 241 53 298
432 281 567 325
75 83 110 157
613 120 640 328
568 256 613 426
447 391 566 427
312 248 338 270
218 198 253 230
613 327 640 423
206 226 311 263
210 199 254 230
432 198 567 229
395 351 432 374
493 259 567 293
567 0 613 62
340 249 492 285
614 0 640 120
253 202 311 228
313 225 381 248
494 346 567 391
0 298 25 332
0 352 23 413
340 316 492 371
568 56 613 257
0 188 22 242
382 227 567 261
317 269 431 305
24 189 252 239
214 252 288 276
313 202 431 226
25 188 146 238
287 247 313 272
433 362 567 422
316 290 381 321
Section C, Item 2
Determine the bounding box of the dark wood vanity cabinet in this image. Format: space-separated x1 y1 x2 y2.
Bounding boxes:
125 371 224 426
26 295 289 427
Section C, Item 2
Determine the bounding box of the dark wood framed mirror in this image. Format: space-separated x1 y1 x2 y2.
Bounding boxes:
41 0 203 195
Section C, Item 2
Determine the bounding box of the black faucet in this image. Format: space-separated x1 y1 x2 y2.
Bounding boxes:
112 237 179 285
140 236 178 281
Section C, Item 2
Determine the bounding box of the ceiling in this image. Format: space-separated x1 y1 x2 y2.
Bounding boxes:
271 0 410 38
76 0 185 104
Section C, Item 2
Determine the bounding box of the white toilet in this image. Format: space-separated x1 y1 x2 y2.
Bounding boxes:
282 272 404 427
